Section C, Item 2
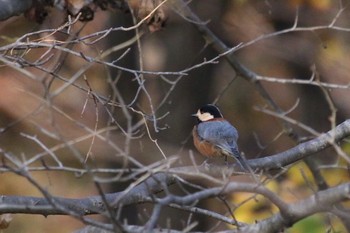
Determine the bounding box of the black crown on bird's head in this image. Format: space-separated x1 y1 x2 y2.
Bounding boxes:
192 104 223 122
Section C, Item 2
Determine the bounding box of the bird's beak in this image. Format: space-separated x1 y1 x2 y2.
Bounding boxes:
191 113 198 117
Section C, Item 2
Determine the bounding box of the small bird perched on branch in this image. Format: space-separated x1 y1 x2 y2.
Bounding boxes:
192 104 249 170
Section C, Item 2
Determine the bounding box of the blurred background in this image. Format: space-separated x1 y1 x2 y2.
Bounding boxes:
0 0 349 232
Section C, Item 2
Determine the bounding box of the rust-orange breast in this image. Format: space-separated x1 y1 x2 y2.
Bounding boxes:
192 126 222 158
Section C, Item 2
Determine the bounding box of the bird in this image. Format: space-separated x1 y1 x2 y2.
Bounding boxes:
192 104 248 170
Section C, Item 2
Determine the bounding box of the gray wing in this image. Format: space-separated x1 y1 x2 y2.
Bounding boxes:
197 121 253 172
197 121 240 157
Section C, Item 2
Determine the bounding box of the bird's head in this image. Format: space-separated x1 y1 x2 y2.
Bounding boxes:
192 104 223 122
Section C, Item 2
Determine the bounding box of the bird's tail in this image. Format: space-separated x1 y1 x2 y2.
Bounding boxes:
232 148 259 183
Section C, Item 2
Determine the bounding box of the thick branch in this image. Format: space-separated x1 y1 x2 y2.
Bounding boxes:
74 182 350 233
0 172 175 215
73 182 350 233
248 119 350 170
239 183 350 233
177 119 350 176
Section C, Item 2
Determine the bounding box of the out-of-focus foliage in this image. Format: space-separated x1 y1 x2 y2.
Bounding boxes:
232 160 349 232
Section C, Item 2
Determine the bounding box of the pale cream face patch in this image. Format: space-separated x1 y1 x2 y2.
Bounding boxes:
195 110 214 122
